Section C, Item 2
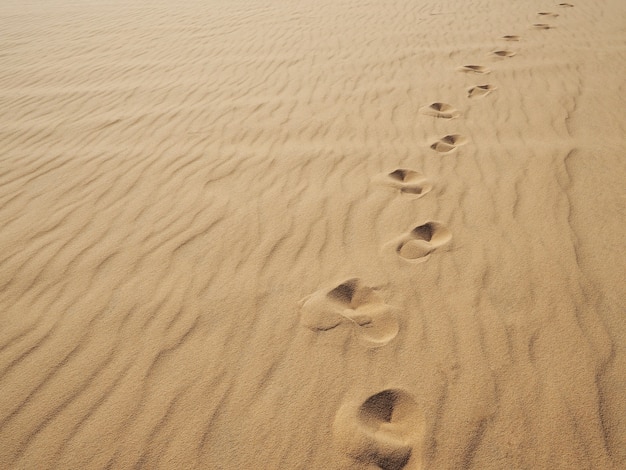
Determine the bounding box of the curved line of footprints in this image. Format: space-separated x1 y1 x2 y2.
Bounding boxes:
299 4 572 468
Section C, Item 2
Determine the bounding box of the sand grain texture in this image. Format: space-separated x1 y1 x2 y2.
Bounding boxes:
1 0 625 468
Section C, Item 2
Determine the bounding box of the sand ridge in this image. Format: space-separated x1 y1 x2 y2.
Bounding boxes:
1 0 625 468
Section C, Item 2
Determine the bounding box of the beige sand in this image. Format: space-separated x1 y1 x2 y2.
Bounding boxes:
1 0 625 468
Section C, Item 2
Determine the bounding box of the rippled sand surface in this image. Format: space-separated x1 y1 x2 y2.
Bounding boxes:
1 0 625 468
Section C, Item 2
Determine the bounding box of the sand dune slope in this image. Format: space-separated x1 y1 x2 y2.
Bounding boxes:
1 0 625 468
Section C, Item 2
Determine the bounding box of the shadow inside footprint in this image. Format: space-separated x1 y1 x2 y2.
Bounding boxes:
430 134 467 153
379 169 432 198
467 84 496 99
533 23 554 29
394 221 452 262
490 50 516 58
300 279 399 348
388 169 412 181
419 102 460 119
334 389 425 470
559 3 574 7
456 64 490 74
501 35 520 41
327 279 359 305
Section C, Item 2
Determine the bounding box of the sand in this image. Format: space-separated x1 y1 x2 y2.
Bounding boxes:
1 0 625 468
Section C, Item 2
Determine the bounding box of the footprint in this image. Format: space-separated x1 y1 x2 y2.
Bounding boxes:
456 64 490 74
532 23 554 29
299 279 399 348
490 50 516 58
390 221 452 262
419 102 460 119
334 389 425 470
558 3 574 7
501 35 520 41
467 84 497 99
430 134 467 154
375 169 432 199
538 11 559 17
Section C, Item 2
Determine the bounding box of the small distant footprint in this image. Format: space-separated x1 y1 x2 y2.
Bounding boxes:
456 64 490 74
299 279 399 348
430 134 467 154
538 11 559 17
533 23 554 29
375 169 432 199
467 84 496 99
490 50 516 58
334 389 425 470
501 35 521 41
559 3 574 7
419 102 460 119
390 221 452 262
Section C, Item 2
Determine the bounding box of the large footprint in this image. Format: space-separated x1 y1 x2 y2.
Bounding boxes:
538 11 559 17
388 221 452 263
467 84 497 99
490 50 516 58
374 169 432 199
299 279 399 348
334 389 425 470
456 64 490 74
419 102 460 119
430 134 467 154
